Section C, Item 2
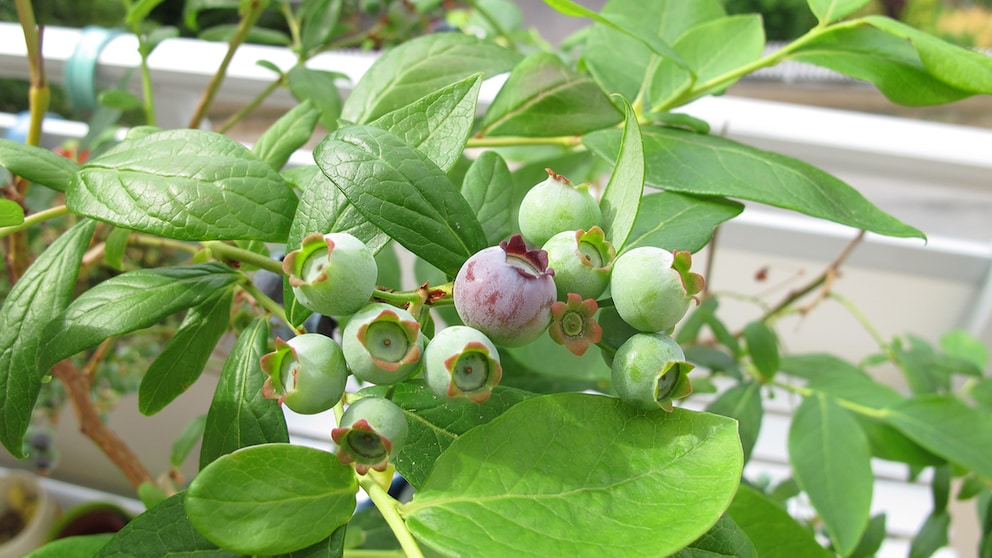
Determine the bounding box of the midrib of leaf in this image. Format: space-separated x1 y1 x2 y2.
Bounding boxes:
406 420 736 513
625 204 695 247
406 410 458 442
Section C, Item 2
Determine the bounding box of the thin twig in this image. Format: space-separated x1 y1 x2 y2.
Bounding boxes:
702 225 719 298
51 360 154 491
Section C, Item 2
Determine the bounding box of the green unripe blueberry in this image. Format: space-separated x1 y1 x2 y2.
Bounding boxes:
283 232 378 316
331 396 408 474
611 332 694 412
424 326 502 403
543 226 616 300
342 303 424 385
259 334 349 415
610 247 704 333
518 168 602 247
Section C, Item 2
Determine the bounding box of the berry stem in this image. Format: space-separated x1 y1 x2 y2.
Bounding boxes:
359 473 425 558
240 280 297 333
0 205 71 239
202 240 285 275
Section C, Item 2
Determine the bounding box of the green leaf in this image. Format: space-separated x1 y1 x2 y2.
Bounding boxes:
369 74 482 173
0 220 95 457
342 33 521 123
479 52 621 137
940 329 989 371
313 125 487 277
544 0 690 72
706 382 763 463
283 166 387 326
650 14 765 108
95 493 240 557
360 382 533 488
287 65 344 132
460 150 513 245
504 331 611 383
98 89 143 111
25 534 115 558
807 0 870 23
406 393 743 557
102 226 130 270
0 138 79 192
909 511 951 558
780 354 904 409
199 24 290 46
788 394 872 556
298 0 343 54
788 24 976 106
864 15 992 95
850 513 887 558
0 199 24 226
884 394 992 479
582 0 725 101
253 100 321 170
584 126 925 239
670 514 757 558
40 263 240 371
855 415 944 466
624 192 743 253
892 335 956 394
201 317 288 469
70 129 297 242
139 289 233 415
171 414 207 469
183 0 240 31
598 96 644 251
727 484 832 558
743 321 779 381
186 443 358 555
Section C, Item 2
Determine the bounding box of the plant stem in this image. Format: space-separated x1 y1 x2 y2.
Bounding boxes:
771 379 889 419
359 474 425 558
0 205 70 239
828 291 891 352
51 360 155 490
466 136 582 148
241 280 296 332
129 232 201 254
202 241 284 275
187 0 267 129
216 77 282 133
342 551 407 558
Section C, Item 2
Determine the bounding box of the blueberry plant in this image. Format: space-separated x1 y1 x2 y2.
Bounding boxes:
3 0 992 556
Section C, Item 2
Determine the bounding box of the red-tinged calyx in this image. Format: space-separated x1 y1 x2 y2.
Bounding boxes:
549 294 603 356
331 419 392 475
672 250 705 297
443 341 502 403
544 167 572 185
283 232 336 288
500 234 554 278
575 226 616 271
259 337 297 400
356 310 422 371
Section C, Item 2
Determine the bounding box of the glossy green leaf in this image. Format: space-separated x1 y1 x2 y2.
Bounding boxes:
103 226 130 270
342 33 521 123
0 199 24 226
727 484 832 558
283 165 387 325
479 52 621 137
360 382 533 488
98 89 143 111
369 74 482 173
201 317 288 469
298 0 343 54
584 126 924 239
0 138 79 192
253 100 320 170
598 97 643 251
864 15 992 94
314 125 487 277
70 129 297 242
706 382 763 463
788 24 976 106
892 335 954 394
909 511 951 558
624 191 743 253
171 414 207 469
788 394 872 556
0 220 95 457
850 513 887 558
460 150 513 245
743 321 779 381
406 393 743 557
287 65 344 132
670 514 757 558
582 0 725 100
884 394 992 479
650 14 765 108
95 493 239 557
139 289 233 415
26 534 114 558
855 415 944 466
504 331 610 383
780 353 904 409
126 0 167 26
544 0 690 71
40 263 240 371
186 443 358 555
807 0 870 23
